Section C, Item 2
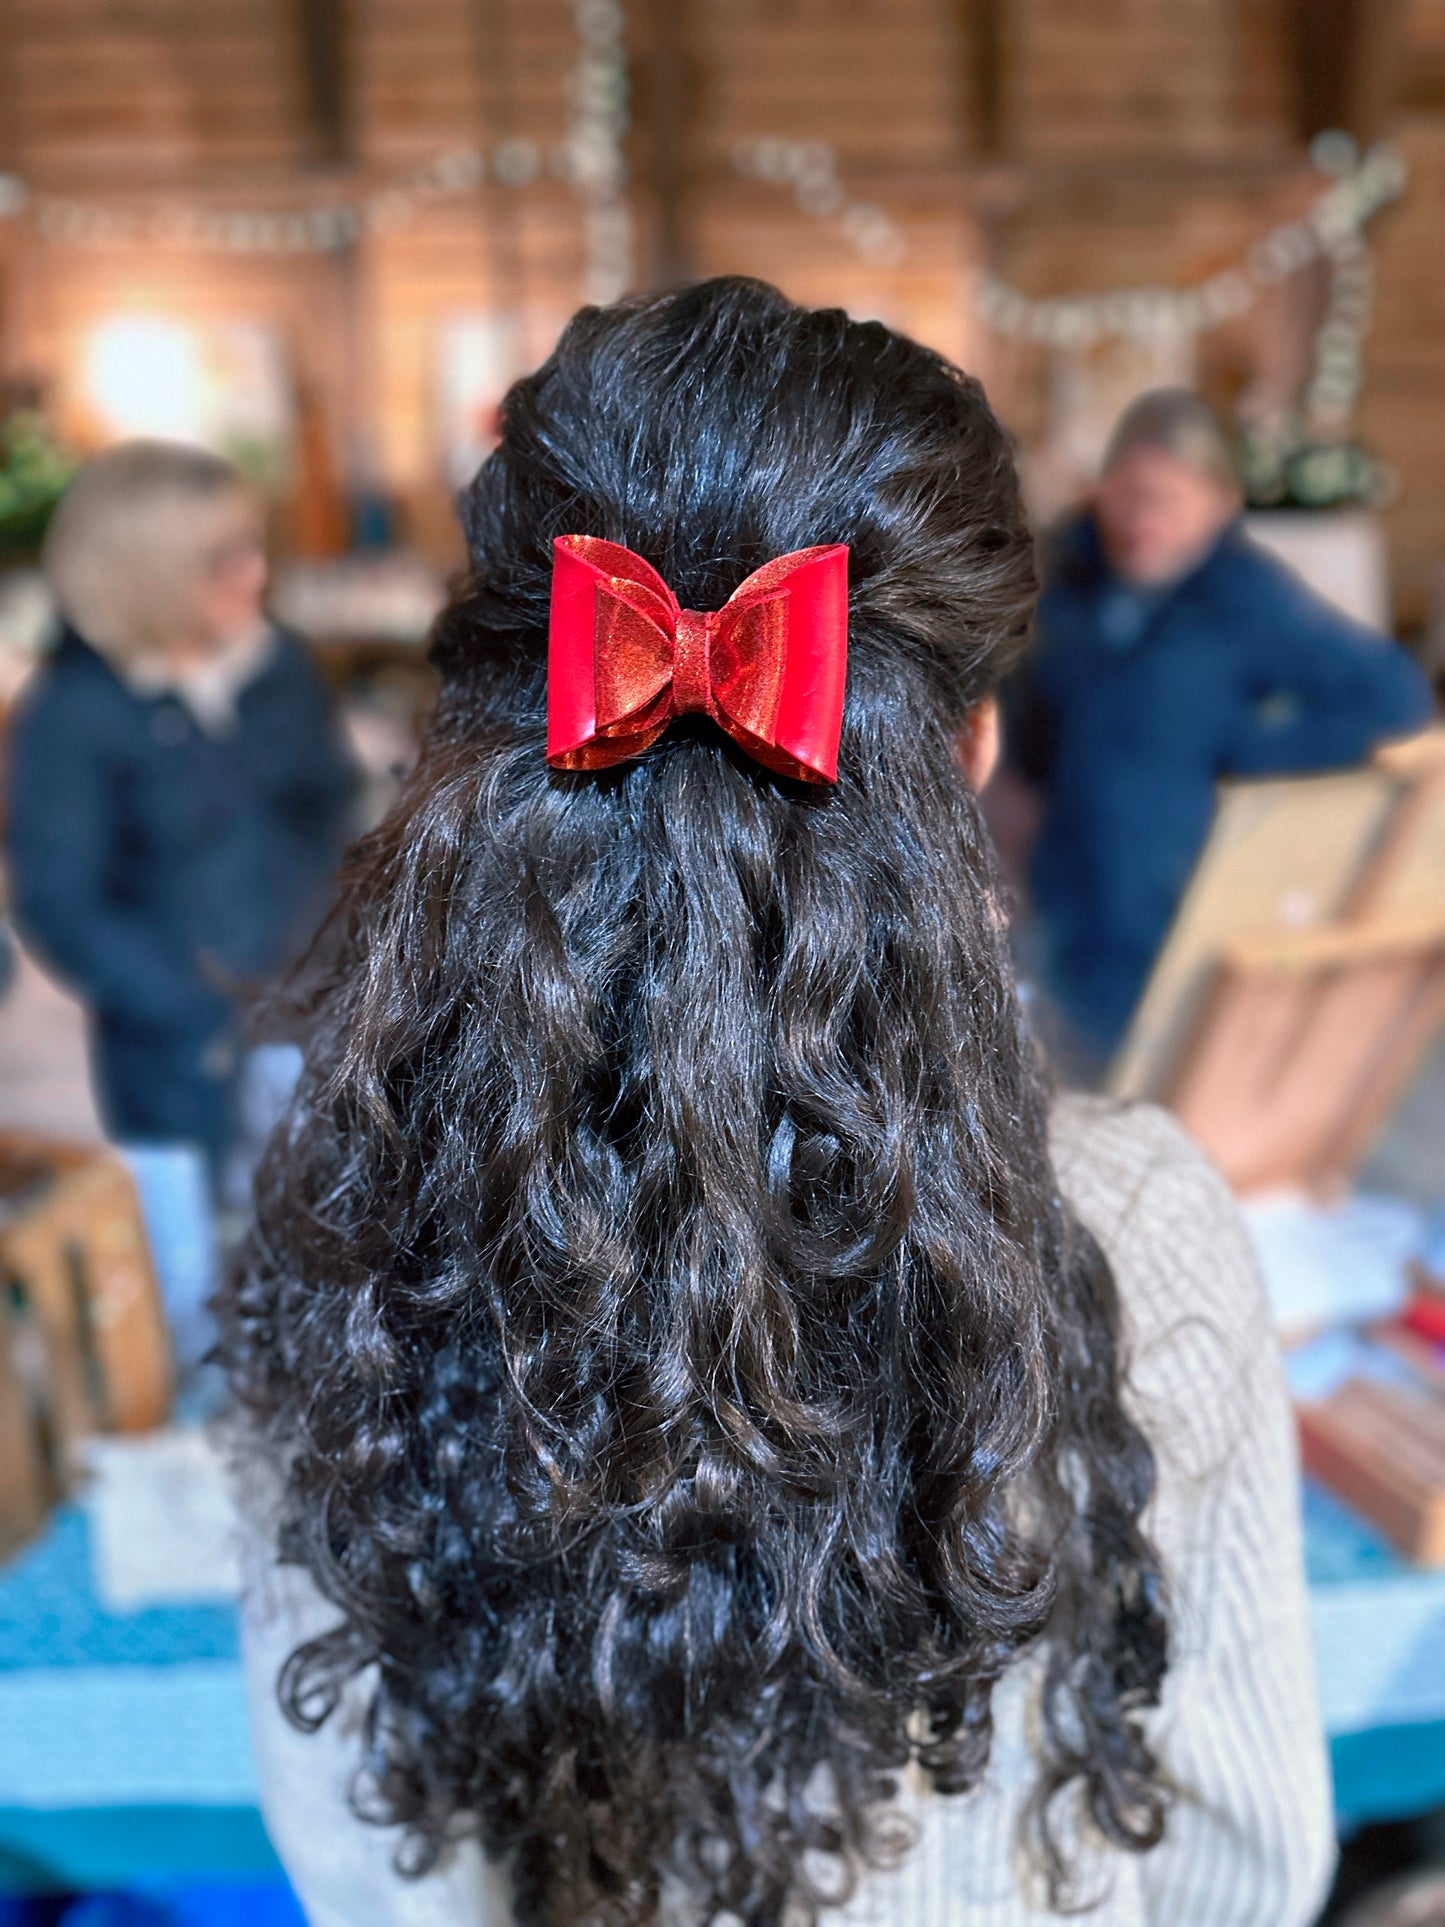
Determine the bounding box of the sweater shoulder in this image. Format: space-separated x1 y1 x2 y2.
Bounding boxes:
1050 1094 1275 1480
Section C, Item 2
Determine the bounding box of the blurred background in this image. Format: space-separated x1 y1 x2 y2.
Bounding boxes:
0 3 1444 1924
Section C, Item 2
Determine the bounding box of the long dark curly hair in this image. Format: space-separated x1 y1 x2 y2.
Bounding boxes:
220 277 1168 1926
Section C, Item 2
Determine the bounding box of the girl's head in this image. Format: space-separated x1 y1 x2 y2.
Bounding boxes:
432 274 1038 760
44 439 268 666
223 278 1166 1927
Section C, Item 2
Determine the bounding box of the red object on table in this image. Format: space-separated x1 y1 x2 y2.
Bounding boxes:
1402 1290 1445 1347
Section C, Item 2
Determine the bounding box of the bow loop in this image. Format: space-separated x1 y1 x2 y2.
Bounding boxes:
547 535 849 783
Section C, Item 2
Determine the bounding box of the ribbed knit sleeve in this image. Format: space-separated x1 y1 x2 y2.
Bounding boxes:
1055 1097 1336 1927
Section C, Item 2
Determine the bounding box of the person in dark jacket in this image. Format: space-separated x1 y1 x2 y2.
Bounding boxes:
5 440 358 1175
1007 389 1434 1062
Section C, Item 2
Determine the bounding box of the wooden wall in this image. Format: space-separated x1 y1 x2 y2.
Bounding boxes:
0 0 1442 620
3 0 307 185
1363 0 1445 623
1006 0 1293 164
670 0 976 378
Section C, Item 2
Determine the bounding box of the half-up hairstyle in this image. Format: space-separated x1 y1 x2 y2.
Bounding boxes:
220 276 1168 1926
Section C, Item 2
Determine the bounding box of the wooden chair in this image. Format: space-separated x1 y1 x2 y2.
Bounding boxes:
1112 728 1445 1199
0 1134 172 1513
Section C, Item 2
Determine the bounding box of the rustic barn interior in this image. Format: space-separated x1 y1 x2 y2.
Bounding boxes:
1 7 1444 1926
0 0 1442 627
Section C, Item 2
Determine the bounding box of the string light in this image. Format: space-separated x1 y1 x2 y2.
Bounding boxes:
0 103 1402 439
565 0 633 303
731 128 1402 491
971 143 1406 354
0 9 633 300
0 135 572 258
1304 230 1375 431
731 137 907 267
730 130 1403 394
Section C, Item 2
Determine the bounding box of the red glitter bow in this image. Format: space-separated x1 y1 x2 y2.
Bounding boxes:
545 535 849 783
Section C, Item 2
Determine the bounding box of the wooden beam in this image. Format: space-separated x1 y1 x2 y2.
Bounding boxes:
635 0 696 286
0 3 23 387
1348 0 1406 141
962 0 1008 160
291 0 352 169
469 0 527 305
1288 0 1405 144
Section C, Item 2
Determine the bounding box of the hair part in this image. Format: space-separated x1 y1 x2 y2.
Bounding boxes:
1102 386 1240 495
44 438 257 660
221 277 1168 1927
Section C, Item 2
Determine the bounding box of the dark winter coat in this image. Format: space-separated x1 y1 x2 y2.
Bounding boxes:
1007 514 1435 1051
4 623 357 1152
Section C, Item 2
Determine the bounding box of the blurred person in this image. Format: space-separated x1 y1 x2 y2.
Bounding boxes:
4 440 357 1180
222 283 1331 1927
1007 388 1434 1063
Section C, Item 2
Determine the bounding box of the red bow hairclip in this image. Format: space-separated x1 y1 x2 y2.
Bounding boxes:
546 535 849 784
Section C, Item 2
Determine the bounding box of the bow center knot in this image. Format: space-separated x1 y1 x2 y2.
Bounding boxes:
672 607 717 718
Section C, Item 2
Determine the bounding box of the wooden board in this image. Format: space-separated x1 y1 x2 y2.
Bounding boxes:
0 1290 54 1559
1167 930 1445 1193
0 1136 172 1464
1299 1378 1445 1566
1109 765 1402 1102
1351 730 1445 922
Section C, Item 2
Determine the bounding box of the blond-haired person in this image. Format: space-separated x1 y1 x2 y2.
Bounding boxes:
5 440 356 1178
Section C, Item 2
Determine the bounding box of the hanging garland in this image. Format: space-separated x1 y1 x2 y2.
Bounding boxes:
0 0 632 287
730 137 907 268
730 130 1402 423
1234 204 1387 510
972 139 1405 354
0 144 550 255
730 129 1405 505
567 0 634 304
0 69 1405 488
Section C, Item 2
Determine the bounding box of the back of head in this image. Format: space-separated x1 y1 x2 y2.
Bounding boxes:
44 439 249 659
221 278 1166 1926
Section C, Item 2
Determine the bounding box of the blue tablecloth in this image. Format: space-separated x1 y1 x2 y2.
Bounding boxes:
1303 1481 1445 1828
0 1508 269 1892
2 1482 1444 1894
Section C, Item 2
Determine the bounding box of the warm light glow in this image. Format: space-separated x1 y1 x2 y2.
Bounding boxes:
82 316 207 441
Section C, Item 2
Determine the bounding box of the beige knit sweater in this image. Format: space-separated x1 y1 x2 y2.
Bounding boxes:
240 1096 1336 1927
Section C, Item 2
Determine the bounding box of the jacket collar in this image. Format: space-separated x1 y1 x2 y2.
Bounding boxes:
1056 510 1246 611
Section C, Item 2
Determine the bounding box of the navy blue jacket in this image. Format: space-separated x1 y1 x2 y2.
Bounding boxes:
1009 515 1435 1051
4 625 357 1045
